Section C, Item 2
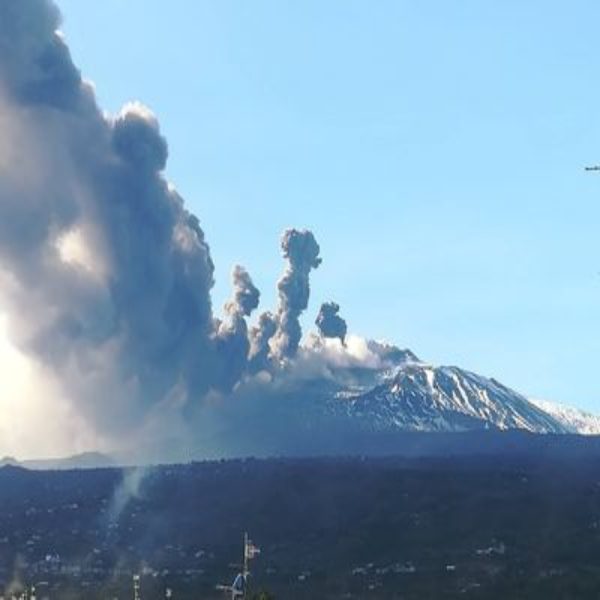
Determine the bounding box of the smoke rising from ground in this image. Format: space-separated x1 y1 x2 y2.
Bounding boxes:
107 467 147 524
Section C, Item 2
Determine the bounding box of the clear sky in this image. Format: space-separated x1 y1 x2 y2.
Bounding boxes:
55 1 600 411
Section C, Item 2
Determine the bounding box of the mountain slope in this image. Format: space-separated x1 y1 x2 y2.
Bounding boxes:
0 452 115 470
529 398 600 435
329 361 573 434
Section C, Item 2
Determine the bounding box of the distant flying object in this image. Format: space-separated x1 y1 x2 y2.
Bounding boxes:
585 165 600 171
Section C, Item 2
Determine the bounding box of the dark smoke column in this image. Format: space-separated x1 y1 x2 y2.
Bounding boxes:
248 311 278 373
0 0 225 434
315 302 347 345
215 266 260 390
224 265 260 318
271 229 321 359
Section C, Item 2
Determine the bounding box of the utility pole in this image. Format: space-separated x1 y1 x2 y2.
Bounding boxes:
243 532 249 586
216 533 261 600
133 574 141 600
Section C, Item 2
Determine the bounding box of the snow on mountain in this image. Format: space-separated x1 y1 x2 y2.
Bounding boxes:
328 359 573 434
275 340 600 437
528 398 600 435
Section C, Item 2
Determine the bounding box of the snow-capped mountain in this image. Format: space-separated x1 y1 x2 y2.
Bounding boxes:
528 398 600 435
174 342 600 460
322 354 599 435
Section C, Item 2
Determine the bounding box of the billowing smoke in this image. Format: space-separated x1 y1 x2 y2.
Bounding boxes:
214 266 259 390
248 311 278 373
270 229 322 360
0 0 218 437
315 302 347 345
224 265 260 319
0 0 405 460
0 0 331 448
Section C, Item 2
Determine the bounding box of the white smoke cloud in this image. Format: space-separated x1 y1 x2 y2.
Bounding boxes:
0 312 104 459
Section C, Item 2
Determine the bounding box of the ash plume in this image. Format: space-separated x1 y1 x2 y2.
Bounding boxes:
248 311 278 373
270 229 322 360
315 302 347 345
0 0 388 459
0 0 218 438
214 266 259 390
224 265 260 319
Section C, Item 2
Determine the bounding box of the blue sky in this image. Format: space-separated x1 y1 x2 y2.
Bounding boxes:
56 1 600 410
